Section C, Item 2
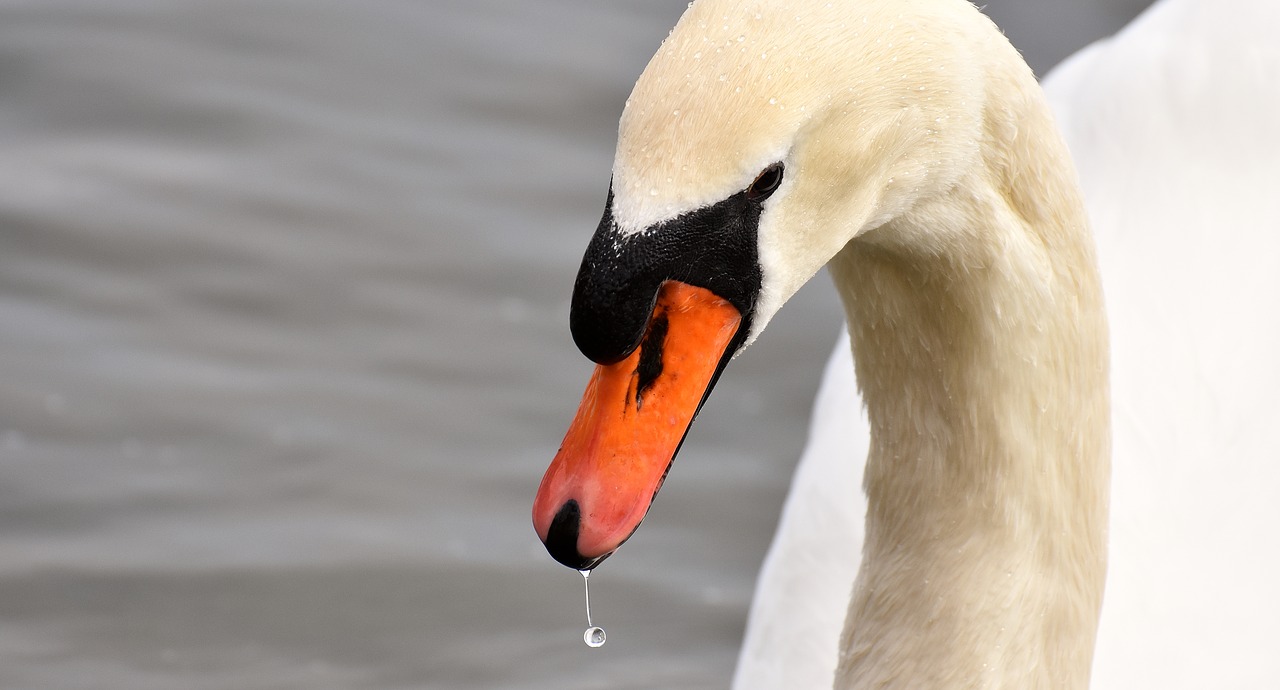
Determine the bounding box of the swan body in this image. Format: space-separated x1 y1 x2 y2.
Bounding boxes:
534 0 1279 688
1048 1 1280 686
738 0 1280 688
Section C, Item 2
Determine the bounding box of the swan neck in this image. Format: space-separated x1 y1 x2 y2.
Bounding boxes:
827 67 1110 690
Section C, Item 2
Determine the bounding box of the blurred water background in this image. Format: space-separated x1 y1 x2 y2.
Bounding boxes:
0 1 1151 688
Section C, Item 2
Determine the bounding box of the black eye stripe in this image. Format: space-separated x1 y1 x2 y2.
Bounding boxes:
747 163 784 201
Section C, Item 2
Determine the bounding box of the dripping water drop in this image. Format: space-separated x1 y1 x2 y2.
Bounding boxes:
580 569 606 648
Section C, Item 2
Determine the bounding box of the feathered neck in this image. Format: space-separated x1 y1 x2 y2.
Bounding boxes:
825 31 1110 690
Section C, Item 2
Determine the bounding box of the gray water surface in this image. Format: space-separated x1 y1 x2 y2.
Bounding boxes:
0 1 1149 687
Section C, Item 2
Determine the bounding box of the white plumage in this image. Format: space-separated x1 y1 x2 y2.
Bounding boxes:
736 0 1280 687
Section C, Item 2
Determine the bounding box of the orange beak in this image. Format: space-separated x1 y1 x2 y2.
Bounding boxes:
532 281 742 569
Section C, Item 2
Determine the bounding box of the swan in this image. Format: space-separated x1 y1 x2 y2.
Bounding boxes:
531 0 1280 688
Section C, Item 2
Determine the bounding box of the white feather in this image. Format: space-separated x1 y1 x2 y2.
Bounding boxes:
735 0 1280 687
1049 1 1280 687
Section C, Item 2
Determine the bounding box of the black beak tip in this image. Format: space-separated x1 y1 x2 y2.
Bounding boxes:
543 499 602 571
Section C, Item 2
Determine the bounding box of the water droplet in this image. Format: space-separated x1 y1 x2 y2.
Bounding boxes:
580 570 606 648
768 97 777 105
736 35 745 42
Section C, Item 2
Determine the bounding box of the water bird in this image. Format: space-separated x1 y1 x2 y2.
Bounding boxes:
533 0 1280 687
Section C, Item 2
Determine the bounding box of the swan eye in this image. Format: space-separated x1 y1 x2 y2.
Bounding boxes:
747 163 784 201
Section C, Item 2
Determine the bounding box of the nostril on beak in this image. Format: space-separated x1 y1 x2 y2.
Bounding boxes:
543 500 595 570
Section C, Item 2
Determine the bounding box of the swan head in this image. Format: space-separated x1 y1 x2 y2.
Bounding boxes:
534 0 999 569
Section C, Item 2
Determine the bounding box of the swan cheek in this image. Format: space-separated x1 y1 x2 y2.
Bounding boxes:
532 281 741 570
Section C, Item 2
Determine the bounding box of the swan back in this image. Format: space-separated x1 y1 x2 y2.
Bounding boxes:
734 329 869 689
1046 0 1280 686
